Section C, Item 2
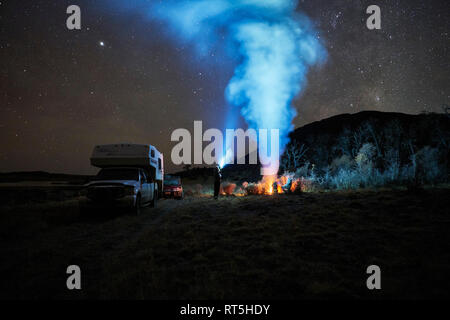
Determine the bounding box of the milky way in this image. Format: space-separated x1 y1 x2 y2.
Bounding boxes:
1 0 448 174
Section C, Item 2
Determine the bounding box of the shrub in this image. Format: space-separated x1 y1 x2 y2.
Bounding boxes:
330 168 360 189
330 154 353 173
416 146 440 183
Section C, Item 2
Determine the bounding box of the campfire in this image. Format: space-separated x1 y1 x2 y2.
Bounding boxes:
220 173 308 196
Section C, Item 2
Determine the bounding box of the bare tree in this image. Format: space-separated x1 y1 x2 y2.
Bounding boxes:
363 121 382 159
281 142 308 172
351 126 365 157
404 138 420 185
334 127 352 156
433 125 450 149
383 119 403 150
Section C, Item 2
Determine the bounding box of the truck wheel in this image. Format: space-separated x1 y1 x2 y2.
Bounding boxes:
134 194 142 215
150 191 157 208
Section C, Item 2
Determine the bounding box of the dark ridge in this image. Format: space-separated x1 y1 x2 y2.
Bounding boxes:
289 110 449 142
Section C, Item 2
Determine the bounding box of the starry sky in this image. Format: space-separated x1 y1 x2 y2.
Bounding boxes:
1 0 448 174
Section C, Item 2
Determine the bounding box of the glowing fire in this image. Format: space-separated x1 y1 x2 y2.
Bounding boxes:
243 173 305 196
218 172 309 197
290 179 299 193
188 173 309 197
262 175 276 195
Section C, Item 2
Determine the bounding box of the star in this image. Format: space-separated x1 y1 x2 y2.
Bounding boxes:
1 0 448 175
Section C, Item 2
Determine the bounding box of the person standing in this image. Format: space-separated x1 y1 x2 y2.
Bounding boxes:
214 165 222 199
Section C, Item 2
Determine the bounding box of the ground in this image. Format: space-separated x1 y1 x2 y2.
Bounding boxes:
0 187 449 299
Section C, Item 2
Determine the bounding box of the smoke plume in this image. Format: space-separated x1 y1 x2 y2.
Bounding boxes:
111 0 326 170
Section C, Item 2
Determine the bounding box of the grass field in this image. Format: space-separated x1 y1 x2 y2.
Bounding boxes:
0 187 449 299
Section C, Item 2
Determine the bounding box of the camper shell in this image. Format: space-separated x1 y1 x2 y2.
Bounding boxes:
90 143 164 197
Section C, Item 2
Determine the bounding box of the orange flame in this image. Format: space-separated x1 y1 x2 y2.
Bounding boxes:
264 175 278 195
240 173 310 196
290 179 299 192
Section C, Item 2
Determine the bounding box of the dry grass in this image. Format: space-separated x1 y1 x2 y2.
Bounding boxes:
0 187 449 299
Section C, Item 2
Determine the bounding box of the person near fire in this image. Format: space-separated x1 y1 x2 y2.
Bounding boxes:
214 165 222 199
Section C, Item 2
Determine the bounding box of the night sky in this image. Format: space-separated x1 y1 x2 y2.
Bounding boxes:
1 0 448 174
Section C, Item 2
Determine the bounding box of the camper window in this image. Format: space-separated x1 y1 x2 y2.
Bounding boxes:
95 168 139 181
158 158 162 170
151 149 155 158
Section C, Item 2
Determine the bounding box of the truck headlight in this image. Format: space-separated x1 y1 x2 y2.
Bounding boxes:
124 186 136 195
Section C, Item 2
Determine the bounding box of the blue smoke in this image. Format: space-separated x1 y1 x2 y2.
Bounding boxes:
109 0 326 156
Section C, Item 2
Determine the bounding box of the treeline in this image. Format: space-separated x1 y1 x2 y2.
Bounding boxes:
280 111 450 189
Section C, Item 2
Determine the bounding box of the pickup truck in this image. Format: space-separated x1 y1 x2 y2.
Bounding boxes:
80 167 157 214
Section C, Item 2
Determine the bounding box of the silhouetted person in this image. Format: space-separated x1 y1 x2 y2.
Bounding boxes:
214 165 221 199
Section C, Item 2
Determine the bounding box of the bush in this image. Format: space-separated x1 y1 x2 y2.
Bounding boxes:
330 154 353 173
416 146 440 183
330 168 360 189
